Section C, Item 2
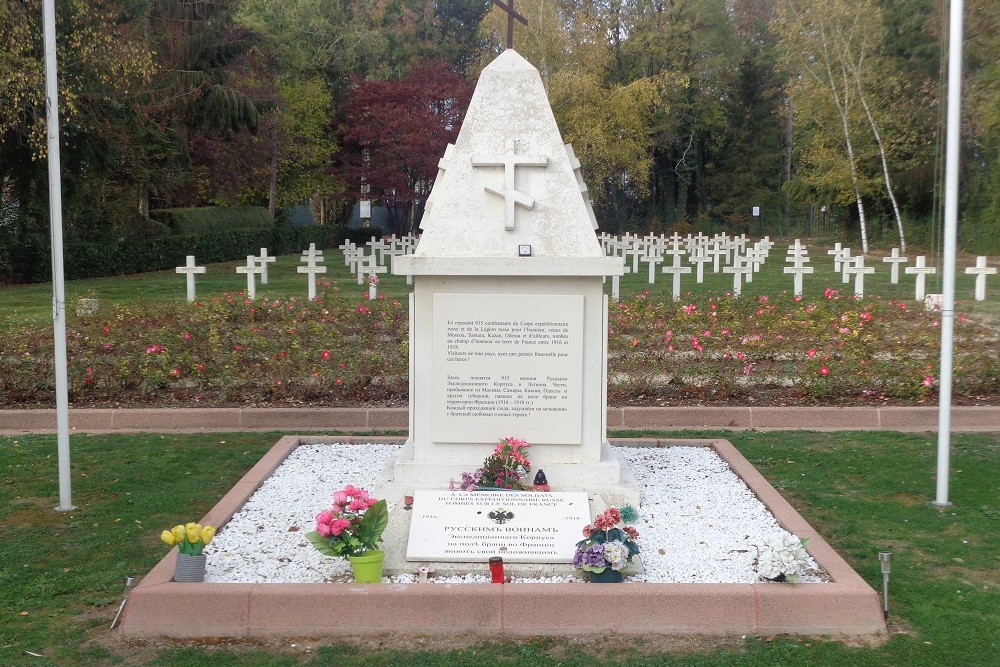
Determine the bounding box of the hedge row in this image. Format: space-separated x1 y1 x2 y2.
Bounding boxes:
3 225 347 284
150 206 274 234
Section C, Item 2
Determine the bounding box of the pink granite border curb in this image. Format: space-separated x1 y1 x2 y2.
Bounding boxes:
2 405 997 434
118 436 887 641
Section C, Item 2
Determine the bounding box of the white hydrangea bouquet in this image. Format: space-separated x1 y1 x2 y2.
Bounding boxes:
756 533 811 583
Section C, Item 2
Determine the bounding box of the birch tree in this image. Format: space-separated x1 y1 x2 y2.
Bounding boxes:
831 9 911 252
778 0 873 251
779 0 920 254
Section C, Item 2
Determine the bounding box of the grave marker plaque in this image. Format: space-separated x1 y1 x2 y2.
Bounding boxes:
406 490 590 563
432 293 583 444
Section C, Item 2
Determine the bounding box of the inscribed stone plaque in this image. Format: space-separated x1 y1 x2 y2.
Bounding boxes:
432 293 583 444
406 490 590 563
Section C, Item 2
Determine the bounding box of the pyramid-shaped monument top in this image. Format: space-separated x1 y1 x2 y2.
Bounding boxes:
414 50 602 259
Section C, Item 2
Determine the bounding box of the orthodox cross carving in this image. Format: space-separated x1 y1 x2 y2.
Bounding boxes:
493 0 527 49
472 139 548 231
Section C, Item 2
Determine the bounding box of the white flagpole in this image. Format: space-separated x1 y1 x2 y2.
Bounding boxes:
935 0 965 507
43 0 76 512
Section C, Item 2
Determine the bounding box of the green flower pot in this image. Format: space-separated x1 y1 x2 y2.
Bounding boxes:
348 550 385 583
587 567 624 583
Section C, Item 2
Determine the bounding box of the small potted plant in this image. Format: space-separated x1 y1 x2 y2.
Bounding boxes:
574 506 640 583
307 485 389 583
160 522 215 582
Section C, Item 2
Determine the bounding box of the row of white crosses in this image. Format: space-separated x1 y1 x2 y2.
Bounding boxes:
804 244 997 301
600 233 997 302
177 245 328 302
338 234 420 299
602 232 775 300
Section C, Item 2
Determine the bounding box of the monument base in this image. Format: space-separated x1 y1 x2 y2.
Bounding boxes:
378 441 641 507
119 436 888 641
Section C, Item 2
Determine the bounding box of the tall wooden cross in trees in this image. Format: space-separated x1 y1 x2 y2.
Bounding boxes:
494 0 527 49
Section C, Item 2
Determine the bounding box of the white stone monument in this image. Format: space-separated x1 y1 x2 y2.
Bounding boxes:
388 50 632 504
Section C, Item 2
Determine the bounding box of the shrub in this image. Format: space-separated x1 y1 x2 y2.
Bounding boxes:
150 207 273 234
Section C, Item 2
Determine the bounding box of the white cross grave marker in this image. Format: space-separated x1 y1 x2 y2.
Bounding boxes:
964 256 997 301
255 248 276 285
235 255 263 299
838 247 853 284
844 255 875 298
689 246 711 283
356 252 381 285
175 255 206 302
661 253 692 302
625 242 643 274
301 243 323 263
722 255 752 298
720 235 738 266
611 264 631 302
338 240 356 266
904 255 937 301
783 241 813 298
298 257 327 300
827 242 848 273
366 264 388 300
786 238 808 258
344 247 363 275
707 241 727 273
640 250 663 284
881 247 908 284
369 237 390 264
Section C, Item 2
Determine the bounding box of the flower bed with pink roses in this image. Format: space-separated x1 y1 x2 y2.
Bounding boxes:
0 286 996 408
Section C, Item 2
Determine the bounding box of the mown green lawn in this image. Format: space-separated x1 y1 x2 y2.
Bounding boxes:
2 429 997 666
1 244 995 332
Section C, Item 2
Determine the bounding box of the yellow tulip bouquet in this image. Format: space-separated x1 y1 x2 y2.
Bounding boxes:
160 522 216 556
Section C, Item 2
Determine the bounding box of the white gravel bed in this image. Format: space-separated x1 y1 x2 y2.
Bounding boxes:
205 443 824 584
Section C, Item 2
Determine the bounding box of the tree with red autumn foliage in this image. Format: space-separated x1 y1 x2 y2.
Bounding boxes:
332 60 472 235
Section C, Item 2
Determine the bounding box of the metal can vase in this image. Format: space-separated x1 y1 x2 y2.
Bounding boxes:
174 553 207 582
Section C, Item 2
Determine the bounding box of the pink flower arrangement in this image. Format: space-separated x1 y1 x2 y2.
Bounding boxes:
451 436 532 491
574 505 640 575
307 485 388 559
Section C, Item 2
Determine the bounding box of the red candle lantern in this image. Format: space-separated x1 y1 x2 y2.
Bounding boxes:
489 556 504 583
